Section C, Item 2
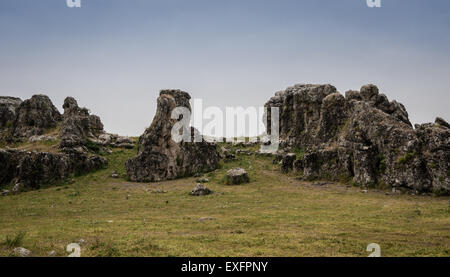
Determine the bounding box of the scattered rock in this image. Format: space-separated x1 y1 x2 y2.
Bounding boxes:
198 217 215 222
190 183 212 196
1 189 9 196
126 90 220 182
78 239 86 245
225 168 249 185
13 247 31 257
196 177 209 183
110 171 119 178
48 250 56 257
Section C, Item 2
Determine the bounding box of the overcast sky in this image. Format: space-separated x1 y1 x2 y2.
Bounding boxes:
0 0 449 136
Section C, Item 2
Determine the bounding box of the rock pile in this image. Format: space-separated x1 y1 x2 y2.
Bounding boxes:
126 89 220 182
266 84 449 194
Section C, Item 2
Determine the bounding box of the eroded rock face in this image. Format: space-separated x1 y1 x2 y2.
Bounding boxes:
0 148 106 189
126 89 220 182
0 96 22 130
265 83 449 194
12 95 62 138
59 97 105 150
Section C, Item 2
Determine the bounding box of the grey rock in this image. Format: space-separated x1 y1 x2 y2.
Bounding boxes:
196 177 209 183
1 189 9 196
126 90 220 182
13 247 31 257
190 183 212 196
0 149 107 190
265 83 449 195
11 95 62 138
225 168 249 185
0 96 22 131
59 97 104 150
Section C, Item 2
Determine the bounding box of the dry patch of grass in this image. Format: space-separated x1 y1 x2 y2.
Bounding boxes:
0 146 449 257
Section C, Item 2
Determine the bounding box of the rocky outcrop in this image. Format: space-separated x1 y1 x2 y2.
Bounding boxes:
0 148 106 189
265 83 449 195
59 97 104 150
0 96 22 130
0 95 108 190
126 89 220 182
11 95 62 138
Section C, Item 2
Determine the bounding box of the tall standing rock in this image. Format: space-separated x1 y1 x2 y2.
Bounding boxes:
126 89 220 182
11 94 62 138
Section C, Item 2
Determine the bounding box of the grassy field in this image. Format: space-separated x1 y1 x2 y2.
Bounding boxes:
0 144 449 257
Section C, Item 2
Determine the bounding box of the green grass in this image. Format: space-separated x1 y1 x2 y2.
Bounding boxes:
0 145 449 257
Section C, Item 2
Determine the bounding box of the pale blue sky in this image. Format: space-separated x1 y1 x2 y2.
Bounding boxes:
0 0 449 135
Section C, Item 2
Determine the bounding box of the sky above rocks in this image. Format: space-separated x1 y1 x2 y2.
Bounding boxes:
0 0 449 136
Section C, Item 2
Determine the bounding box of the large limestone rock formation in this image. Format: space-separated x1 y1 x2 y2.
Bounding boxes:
11 94 62 138
265 84 449 195
126 89 220 182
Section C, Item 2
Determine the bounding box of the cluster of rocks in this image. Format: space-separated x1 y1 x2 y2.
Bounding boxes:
126 90 220 182
265 84 449 195
59 96 134 152
0 94 113 191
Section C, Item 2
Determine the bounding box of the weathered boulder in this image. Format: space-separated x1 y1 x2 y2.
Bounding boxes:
126 90 220 182
11 95 62 138
190 183 212 196
0 96 22 130
265 83 449 194
225 168 249 185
